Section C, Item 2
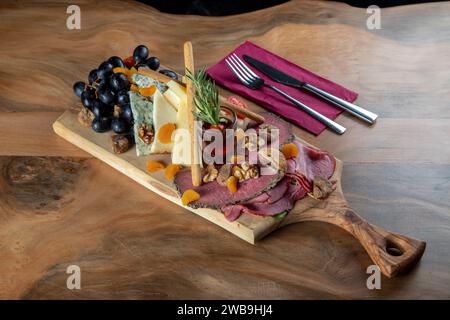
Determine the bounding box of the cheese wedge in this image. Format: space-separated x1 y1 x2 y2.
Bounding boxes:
150 90 178 154
128 91 154 156
162 81 186 110
171 84 192 165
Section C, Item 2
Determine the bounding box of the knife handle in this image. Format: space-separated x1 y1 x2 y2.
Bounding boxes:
267 85 346 135
303 83 378 124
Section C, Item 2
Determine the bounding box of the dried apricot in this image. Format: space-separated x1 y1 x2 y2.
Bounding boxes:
113 67 130 76
165 164 182 181
139 85 156 97
181 189 200 206
146 160 165 173
226 176 238 193
157 123 176 144
130 84 139 92
281 143 299 159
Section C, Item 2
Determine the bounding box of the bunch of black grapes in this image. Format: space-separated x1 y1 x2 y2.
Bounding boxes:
72 45 176 134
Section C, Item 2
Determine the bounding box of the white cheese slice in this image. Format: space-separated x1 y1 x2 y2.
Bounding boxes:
163 80 187 111
150 90 178 154
171 85 192 165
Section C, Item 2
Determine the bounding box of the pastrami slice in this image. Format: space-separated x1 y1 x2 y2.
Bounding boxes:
174 168 284 209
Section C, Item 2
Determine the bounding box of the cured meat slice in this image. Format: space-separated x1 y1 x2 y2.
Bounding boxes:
291 141 335 180
220 177 306 221
257 177 288 204
258 112 294 146
219 141 335 221
174 168 284 209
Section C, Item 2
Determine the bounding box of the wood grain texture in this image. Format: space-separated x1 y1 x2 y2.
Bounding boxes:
0 0 449 298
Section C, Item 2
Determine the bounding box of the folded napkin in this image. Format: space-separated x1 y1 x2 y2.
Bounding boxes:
207 41 358 135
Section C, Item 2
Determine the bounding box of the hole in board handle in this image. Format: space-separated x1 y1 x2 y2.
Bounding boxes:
386 240 403 256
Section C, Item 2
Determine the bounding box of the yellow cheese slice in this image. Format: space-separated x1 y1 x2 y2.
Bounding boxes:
171 85 192 165
163 80 187 111
150 90 177 154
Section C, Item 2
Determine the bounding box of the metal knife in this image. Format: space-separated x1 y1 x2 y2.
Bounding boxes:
243 54 378 124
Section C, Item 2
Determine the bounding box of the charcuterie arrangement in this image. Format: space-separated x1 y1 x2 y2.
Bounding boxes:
71 43 338 222
56 42 425 278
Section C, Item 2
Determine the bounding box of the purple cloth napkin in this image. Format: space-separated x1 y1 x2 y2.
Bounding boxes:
207 41 358 135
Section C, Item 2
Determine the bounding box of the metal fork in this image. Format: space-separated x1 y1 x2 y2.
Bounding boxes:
225 53 346 135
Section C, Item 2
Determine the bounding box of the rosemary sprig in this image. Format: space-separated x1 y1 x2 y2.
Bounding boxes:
186 67 221 125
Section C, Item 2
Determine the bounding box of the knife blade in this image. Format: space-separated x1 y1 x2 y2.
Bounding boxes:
242 54 378 124
243 54 306 88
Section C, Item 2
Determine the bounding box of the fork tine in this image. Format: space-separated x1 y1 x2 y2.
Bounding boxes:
229 54 255 81
232 53 258 78
227 57 252 83
225 58 249 85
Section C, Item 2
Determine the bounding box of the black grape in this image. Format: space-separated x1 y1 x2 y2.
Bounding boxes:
110 73 129 92
98 89 115 105
145 57 160 71
120 104 133 122
97 61 114 79
108 56 126 69
96 78 108 93
88 69 98 84
73 81 86 97
80 89 95 109
111 118 129 134
91 100 111 118
92 116 112 133
116 90 130 106
159 69 178 80
133 45 149 64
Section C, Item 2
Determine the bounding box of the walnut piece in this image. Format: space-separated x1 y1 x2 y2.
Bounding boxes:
78 107 94 127
113 105 121 118
111 135 131 154
232 166 245 182
232 163 259 182
203 164 219 183
137 123 154 144
312 176 336 199
249 167 259 179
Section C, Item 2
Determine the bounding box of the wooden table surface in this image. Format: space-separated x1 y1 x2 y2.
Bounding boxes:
1 0 449 299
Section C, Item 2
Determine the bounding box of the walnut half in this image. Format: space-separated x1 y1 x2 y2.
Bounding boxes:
203 164 219 183
232 162 259 182
137 123 154 144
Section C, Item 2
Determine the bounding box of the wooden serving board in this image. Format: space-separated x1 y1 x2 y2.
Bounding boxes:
53 108 426 278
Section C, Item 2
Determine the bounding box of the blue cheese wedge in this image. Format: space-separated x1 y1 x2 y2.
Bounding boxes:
150 90 177 154
132 73 168 93
132 74 156 89
128 91 154 156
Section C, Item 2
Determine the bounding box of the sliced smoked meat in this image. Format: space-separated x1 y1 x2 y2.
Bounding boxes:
219 140 335 221
174 168 284 209
291 140 335 180
258 112 294 146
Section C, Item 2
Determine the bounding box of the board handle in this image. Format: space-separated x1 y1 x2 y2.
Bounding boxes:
337 208 426 278
285 206 426 278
